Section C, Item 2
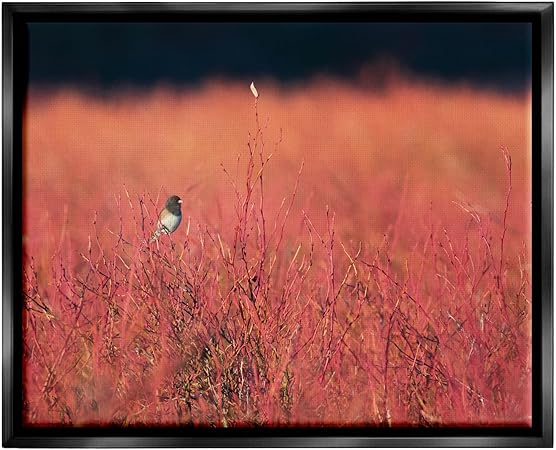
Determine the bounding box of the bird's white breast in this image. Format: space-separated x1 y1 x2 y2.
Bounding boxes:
160 212 181 233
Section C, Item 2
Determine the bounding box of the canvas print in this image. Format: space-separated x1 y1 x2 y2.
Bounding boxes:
22 22 532 427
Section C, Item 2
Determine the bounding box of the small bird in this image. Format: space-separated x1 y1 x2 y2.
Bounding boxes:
150 195 183 242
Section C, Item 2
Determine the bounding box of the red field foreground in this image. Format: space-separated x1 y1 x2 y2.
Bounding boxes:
23 78 532 427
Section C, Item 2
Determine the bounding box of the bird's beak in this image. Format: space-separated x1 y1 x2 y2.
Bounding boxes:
178 199 183 204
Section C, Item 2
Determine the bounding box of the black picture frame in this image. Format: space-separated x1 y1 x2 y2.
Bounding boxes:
2 2 553 447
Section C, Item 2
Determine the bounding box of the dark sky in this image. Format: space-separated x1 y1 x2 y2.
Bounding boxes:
27 22 532 91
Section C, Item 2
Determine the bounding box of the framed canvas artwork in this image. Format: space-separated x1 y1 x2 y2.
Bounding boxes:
3 2 553 447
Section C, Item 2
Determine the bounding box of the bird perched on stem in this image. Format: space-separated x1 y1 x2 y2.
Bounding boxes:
150 195 183 242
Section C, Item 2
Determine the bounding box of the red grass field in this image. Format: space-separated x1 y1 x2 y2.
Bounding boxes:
22 77 532 427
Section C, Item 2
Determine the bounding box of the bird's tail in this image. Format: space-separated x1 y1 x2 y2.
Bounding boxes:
150 228 161 243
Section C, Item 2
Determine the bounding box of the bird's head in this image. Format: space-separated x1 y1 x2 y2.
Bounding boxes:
166 195 183 212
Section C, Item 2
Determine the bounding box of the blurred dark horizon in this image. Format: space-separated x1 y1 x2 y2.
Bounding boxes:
28 22 532 92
